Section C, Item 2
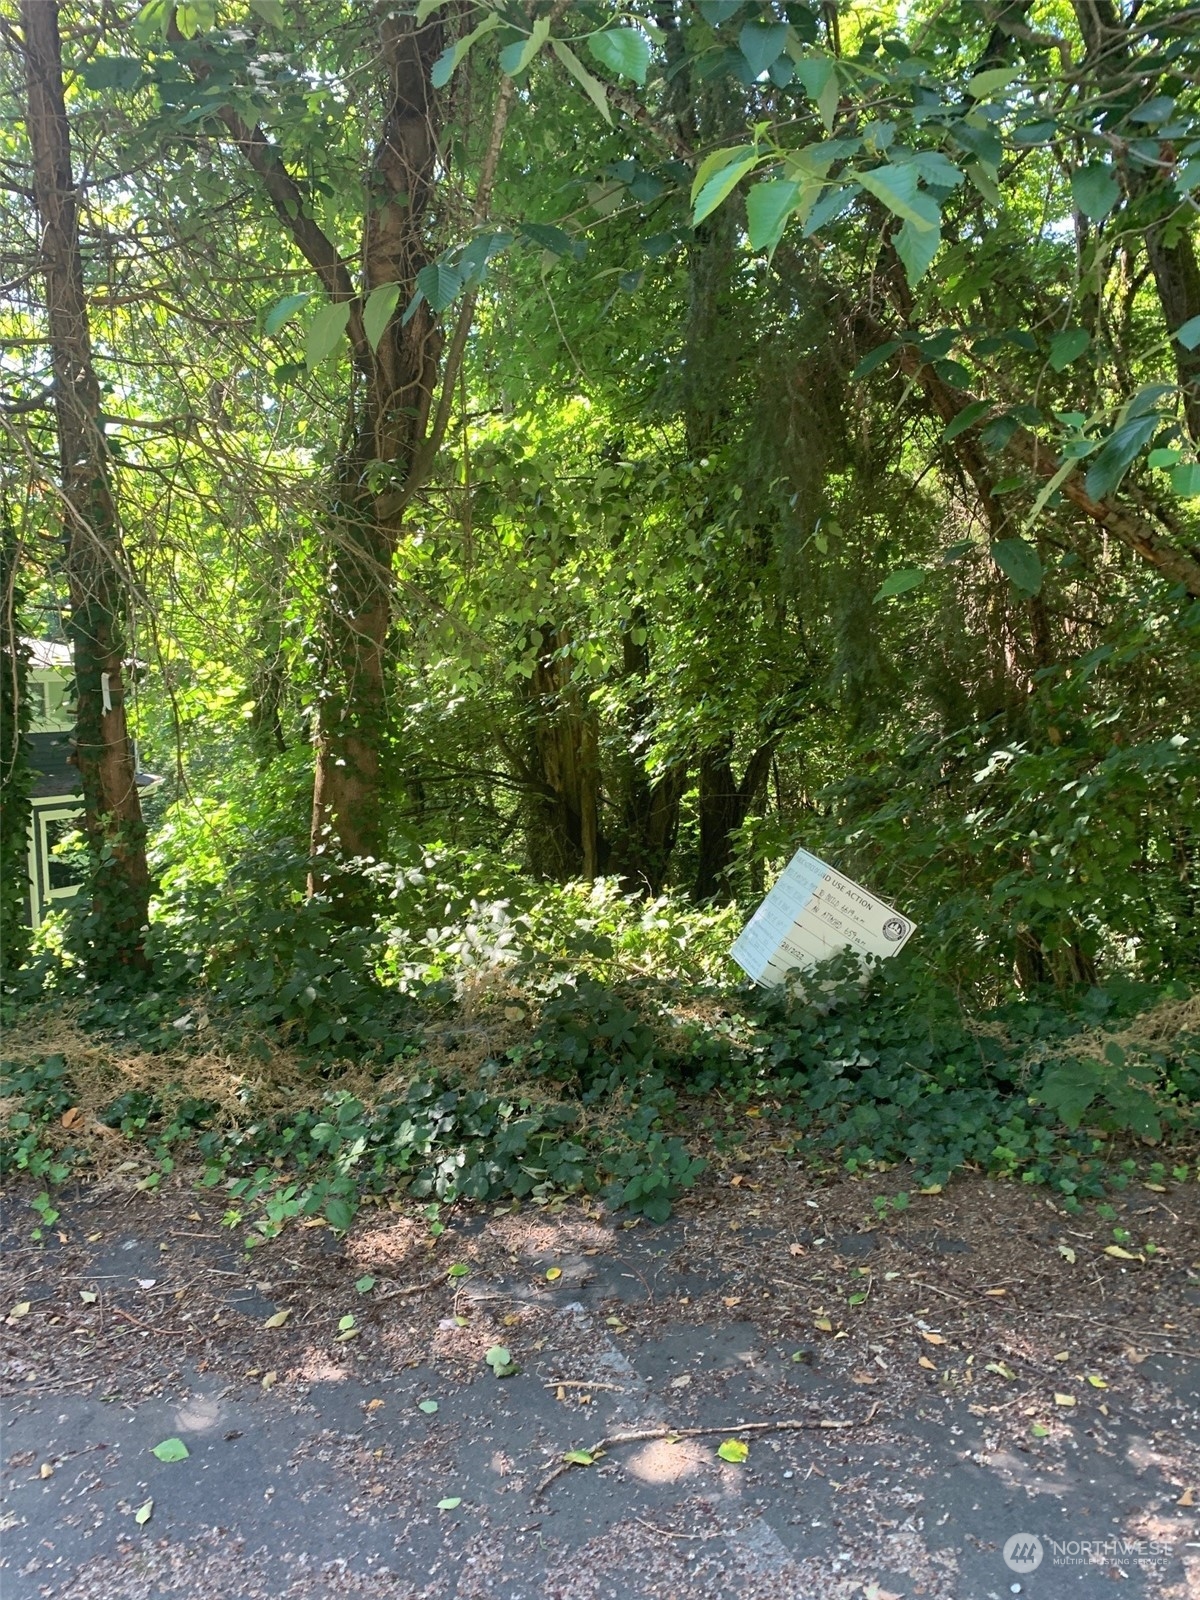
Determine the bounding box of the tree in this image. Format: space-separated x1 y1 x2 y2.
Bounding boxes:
18 0 150 971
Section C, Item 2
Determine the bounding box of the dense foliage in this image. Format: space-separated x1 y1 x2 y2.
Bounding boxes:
1 0 1198 1229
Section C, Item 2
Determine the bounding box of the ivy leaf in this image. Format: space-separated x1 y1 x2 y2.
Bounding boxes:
151 1437 189 1463
588 27 651 86
746 180 801 251
1049 328 1090 371
991 537 1043 595
1071 162 1120 223
304 301 351 370
717 1438 748 1463
362 284 400 353
738 22 788 77
550 42 612 124
874 568 926 601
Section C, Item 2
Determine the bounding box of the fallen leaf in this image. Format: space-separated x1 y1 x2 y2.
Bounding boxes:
366 1399 384 1412
722 1296 742 1308
151 1437 190 1462
1058 1245 1077 1264
729 1174 745 1187
79 1291 97 1304
1086 1374 1108 1389
436 1497 462 1510
920 1331 947 1346
545 1267 562 1282
717 1438 749 1463
562 1450 594 1466
982 1287 1007 1297
338 1314 357 1332
1054 1392 1076 1407
918 1355 936 1370
1053 1350 1070 1362
418 1399 439 1414
134 1499 153 1526
1177 1487 1196 1507
851 1370 879 1385
447 1263 470 1279
862 1583 904 1600
670 1374 692 1389
60 1107 83 1129
1124 1347 1147 1364
1030 1422 1050 1438
919 1183 943 1195
9 1302 30 1318
788 1242 805 1257
1103 1245 1143 1261
264 1309 291 1329
503 1313 520 1326
813 1317 833 1333
985 1362 1016 1381
38 1463 53 1479
262 1371 278 1391
486 1345 518 1377
1143 1182 1167 1193
354 1275 376 1295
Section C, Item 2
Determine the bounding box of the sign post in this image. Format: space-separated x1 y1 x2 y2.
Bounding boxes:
731 846 915 986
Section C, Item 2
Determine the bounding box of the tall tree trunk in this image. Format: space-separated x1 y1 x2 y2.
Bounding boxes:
694 740 774 902
21 0 149 970
523 624 603 881
0 509 33 973
610 616 684 895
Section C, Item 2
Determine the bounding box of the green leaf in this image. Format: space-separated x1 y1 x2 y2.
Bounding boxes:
943 400 992 439
717 1438 748 1463
551 41 612 124
852 340 901 381
338 1313 356 1332
437 1497 462 1510
738 22 788 77
81 57 143 92
1071 163 1120 223
793 57 837 130
990 537 1043 595
305 301 351 370
692 155 760 225
1171 463 1200 497
519 222 576 256
416 261 464 314
248 0 285 26
746 180 800 251
499 16 551 78
588 27 651 86
874 568 926 601
690 145 756 205
362 284 400 353
894 217 941 285
430 14 501 91
858 163 939 231
134 1498 153 1526
418 1399 439 1414
1023 457 1078 532
1175 314 1200 351
562 1449 594 1466
1049 328 1090 371
151 1437 189 1463
264 292 313 337
485 1344 518 1376
965 66 1018 99
1084 414 1159 498
324 1193 355 1231
446 1261 471 1278
1148 447 1182 468
174 1 216 38
354 1274 376 1295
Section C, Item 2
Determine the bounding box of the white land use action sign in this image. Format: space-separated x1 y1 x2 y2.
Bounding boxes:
731 846 915 986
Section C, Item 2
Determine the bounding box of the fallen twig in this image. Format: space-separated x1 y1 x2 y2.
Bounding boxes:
378 1273 451 1300
110 1307 190 1337
543 1379 628 1393
533 1404 880 1498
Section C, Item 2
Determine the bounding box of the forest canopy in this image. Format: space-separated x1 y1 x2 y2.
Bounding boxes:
1 0 1198 1230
